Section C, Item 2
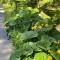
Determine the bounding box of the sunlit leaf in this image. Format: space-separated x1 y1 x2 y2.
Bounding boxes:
34 52 48 60
39 11 51 19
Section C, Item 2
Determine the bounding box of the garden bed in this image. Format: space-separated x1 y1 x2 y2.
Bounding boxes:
1 0 60 60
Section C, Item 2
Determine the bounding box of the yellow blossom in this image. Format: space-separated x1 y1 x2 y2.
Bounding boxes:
48 55 53 60
38 25 42 29
45 24 49 27
56 49 60 54
32 25 37 29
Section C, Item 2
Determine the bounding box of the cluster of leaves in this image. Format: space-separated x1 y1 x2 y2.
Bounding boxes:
1 0 60 60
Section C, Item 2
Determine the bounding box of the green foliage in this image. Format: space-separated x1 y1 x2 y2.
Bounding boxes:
34 52 48 60
36 35 55 50
2 0 60 60
50 52 60 60
20 31 38 40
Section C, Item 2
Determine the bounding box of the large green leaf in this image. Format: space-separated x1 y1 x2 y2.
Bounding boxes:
21 42 33 56
20 31 38 40
11 43 32 58
10 42 34 60
36 35 55 50
34 52 48 60
5 14 19 24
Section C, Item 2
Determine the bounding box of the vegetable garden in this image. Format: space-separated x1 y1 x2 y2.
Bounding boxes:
1 0 60 60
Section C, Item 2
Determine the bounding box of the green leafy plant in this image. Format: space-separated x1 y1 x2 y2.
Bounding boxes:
1 0 60 60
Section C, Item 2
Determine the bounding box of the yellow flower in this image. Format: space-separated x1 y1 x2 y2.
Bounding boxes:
38 25 42 29
56 49 60 54
32 25 37 29
48 55 53 60
45 24 48 27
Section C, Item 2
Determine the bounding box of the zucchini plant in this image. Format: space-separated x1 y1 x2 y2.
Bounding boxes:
1 0 60 60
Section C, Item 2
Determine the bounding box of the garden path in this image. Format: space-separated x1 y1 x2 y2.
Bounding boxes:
0 7 12 60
